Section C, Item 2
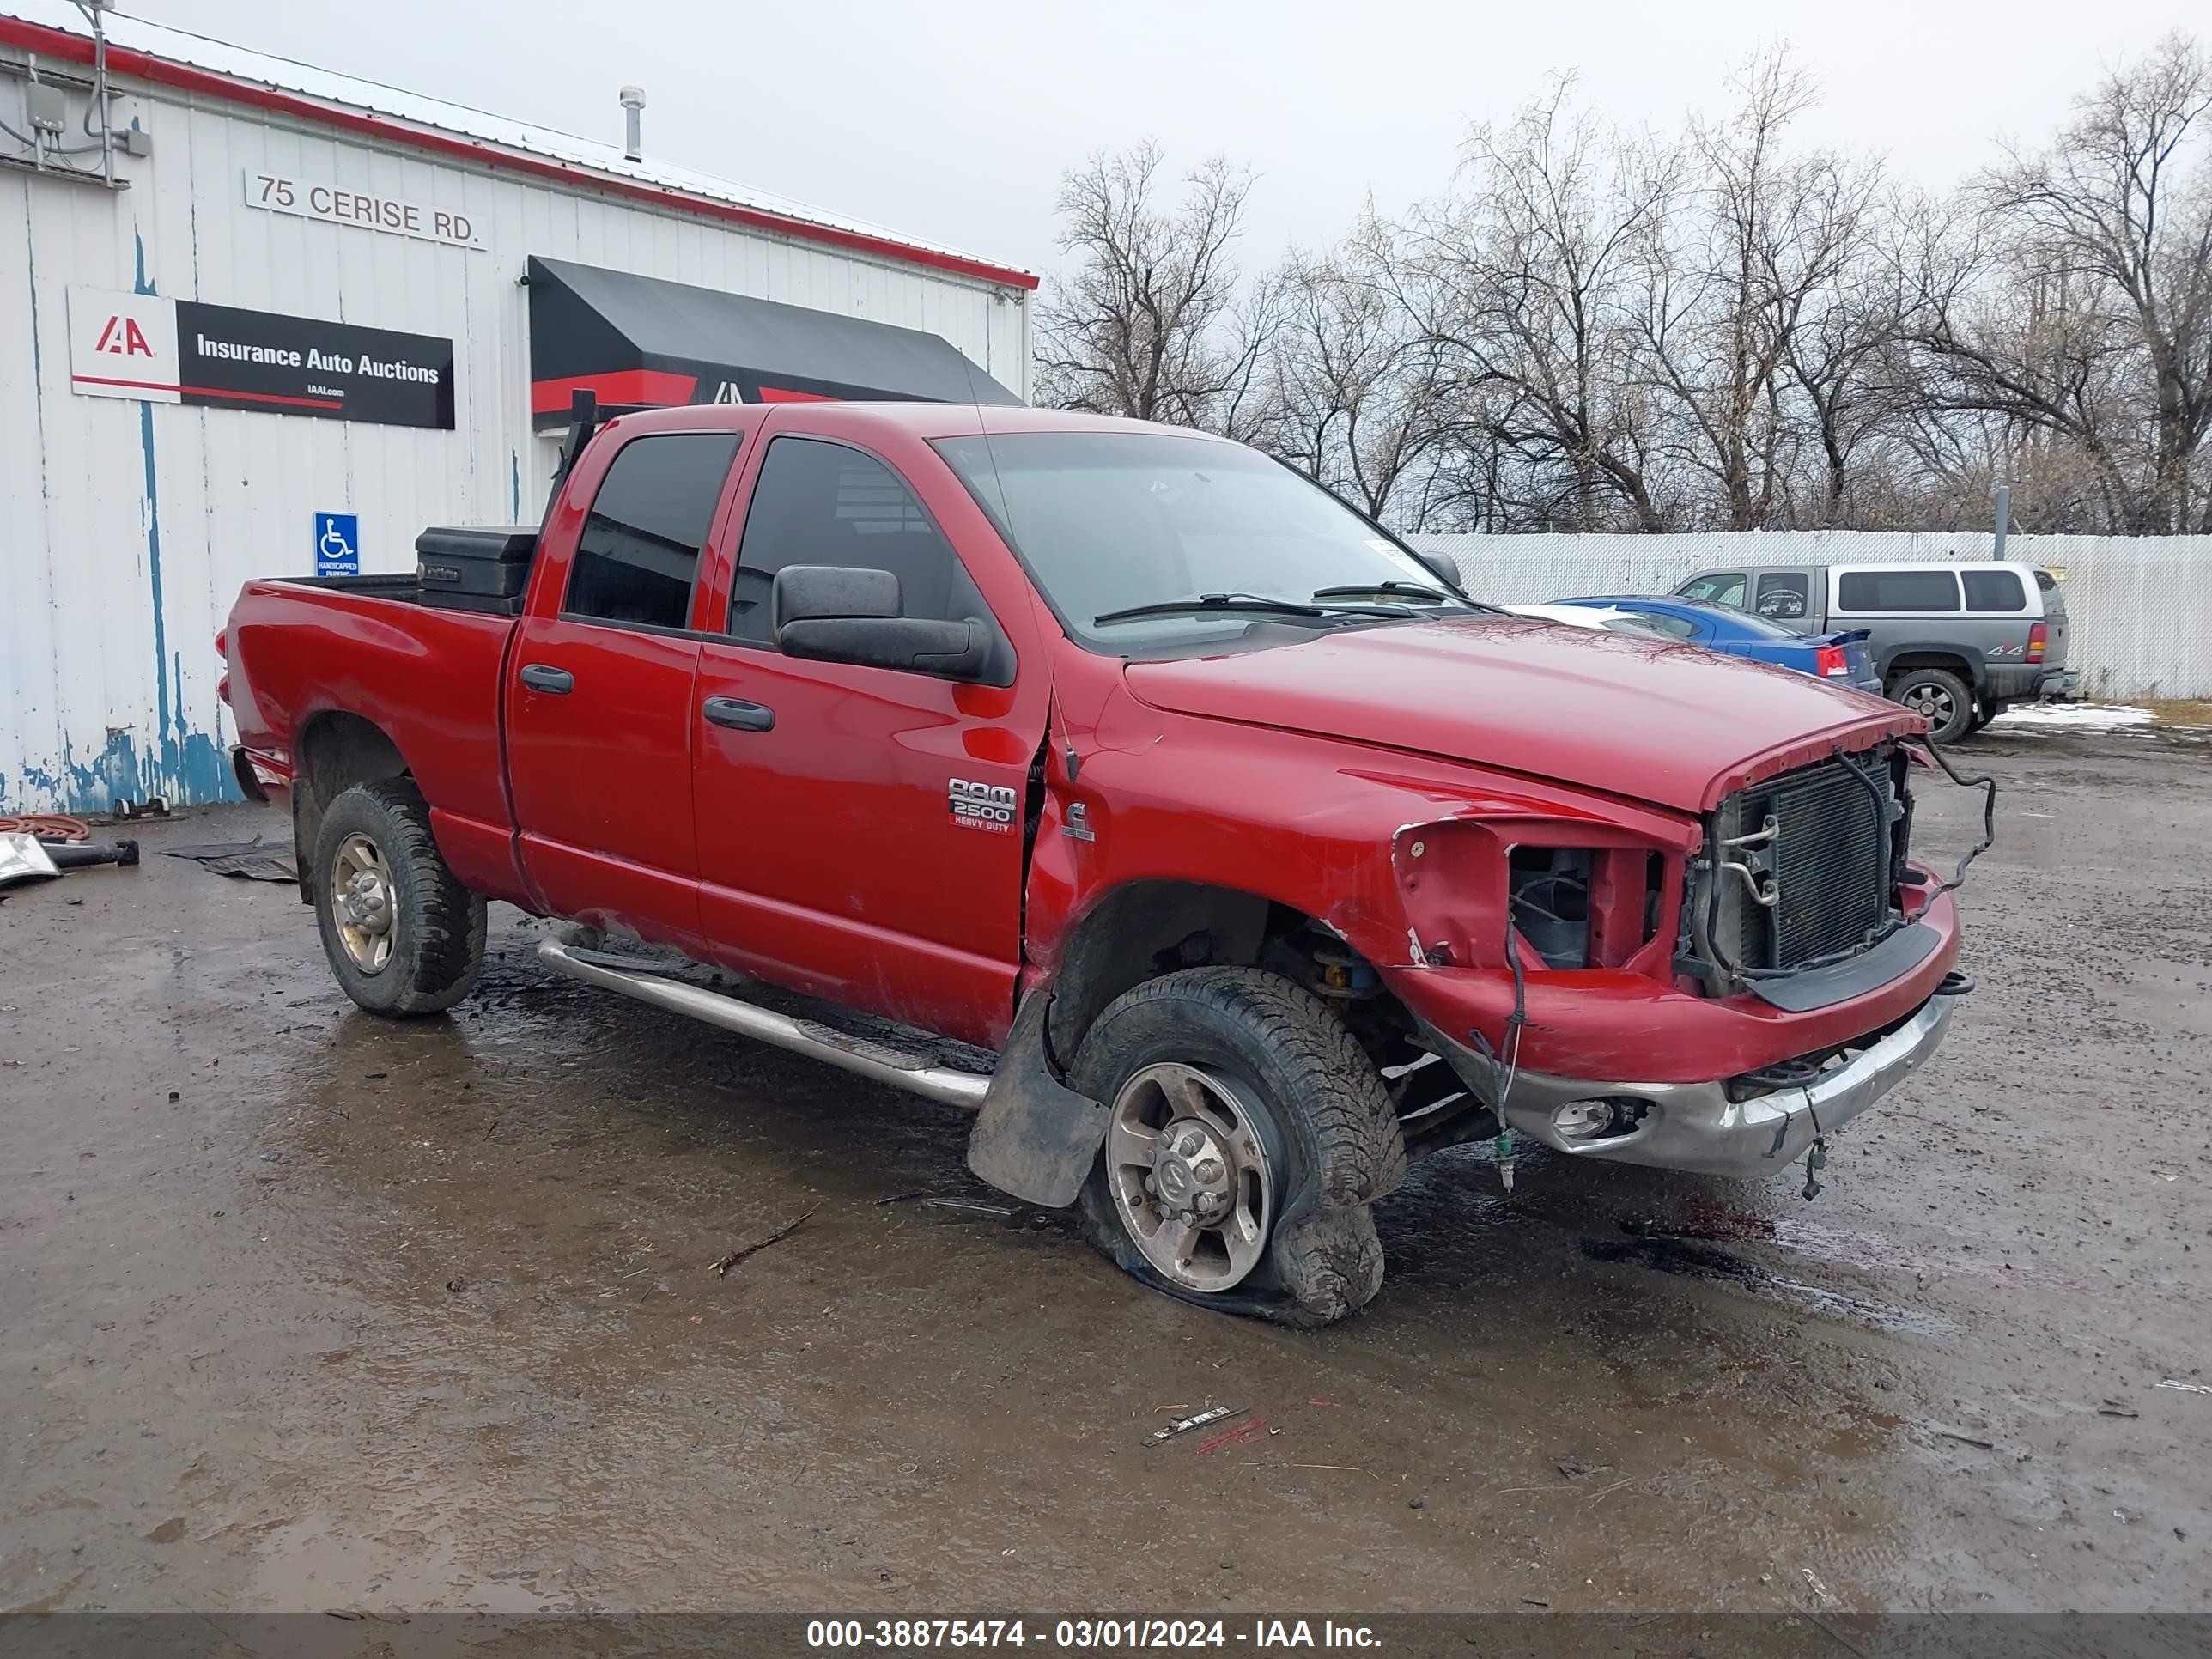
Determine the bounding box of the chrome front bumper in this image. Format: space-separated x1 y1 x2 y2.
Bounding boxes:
1478 992 1960 1179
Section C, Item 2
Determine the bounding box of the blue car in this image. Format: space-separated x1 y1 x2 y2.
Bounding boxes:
1551 596 1882 695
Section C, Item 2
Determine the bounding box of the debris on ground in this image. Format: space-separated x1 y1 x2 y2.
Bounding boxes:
1194 1417 1268 1455
160 836 297 882
2098 1400 2140 1418
0 834 60 890
1933 1429 1996 1450
1148 1404 1242 1445
2155 1379 2211 1396
708 1207 817 1277
1802 1566 1838 1608
0 813 90 841
920 1198 1017 1218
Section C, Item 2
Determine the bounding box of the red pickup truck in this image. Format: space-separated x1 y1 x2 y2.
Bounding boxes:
222 400 1979 1326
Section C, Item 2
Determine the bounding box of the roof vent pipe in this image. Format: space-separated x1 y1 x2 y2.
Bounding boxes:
619 86 645 162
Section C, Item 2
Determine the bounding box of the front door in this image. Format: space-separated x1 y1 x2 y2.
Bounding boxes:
505 427 745 947
689 428 1045 1048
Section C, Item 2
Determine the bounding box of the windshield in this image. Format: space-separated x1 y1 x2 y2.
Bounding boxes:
931 430 1477 652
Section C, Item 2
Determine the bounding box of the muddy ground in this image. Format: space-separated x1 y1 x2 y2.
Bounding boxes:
3 726 2208 1619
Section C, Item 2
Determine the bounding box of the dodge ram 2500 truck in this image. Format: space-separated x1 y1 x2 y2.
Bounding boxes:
221 399 1982 1326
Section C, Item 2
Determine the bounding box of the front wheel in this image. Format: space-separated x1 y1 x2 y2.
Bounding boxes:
1889 667 1976 743
313 779 486 1016
1070 968 1407 1328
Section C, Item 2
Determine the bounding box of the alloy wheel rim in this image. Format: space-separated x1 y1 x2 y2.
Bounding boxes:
332 832 395 973
1104 1061 1275 1293
1905 684 1956 726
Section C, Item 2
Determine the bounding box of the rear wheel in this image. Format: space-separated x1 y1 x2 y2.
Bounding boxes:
1070 968 1406 1328
313 779 486 1016
1889 667 1975 743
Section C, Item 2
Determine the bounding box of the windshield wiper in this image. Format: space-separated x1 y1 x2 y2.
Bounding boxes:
1312 580 1454 604
1093 592 1334 627
1314 580 1512 617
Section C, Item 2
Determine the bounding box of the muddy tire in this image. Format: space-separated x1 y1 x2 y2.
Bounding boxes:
313 779 486 1017
1070 968 1405 1328
1889 667 1975 743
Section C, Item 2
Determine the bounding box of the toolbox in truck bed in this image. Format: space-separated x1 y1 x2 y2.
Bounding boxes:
416 526 539 615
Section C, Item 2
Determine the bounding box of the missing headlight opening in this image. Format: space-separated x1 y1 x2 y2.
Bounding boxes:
1508 847 1592 968
1505 846 1668 971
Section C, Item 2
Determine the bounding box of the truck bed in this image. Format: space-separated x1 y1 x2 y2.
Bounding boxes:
225 575 521 889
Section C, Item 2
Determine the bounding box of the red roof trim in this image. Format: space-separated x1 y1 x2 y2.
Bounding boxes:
0 16 1039 292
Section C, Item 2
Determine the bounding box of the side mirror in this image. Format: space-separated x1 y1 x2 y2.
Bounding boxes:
771 564 902 629
1414 550 1462 592
770 564 991 681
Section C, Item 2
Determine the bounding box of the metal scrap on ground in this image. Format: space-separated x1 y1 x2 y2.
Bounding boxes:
1147 1404 1243 1444
160 836 298 883
708 1208 817 1277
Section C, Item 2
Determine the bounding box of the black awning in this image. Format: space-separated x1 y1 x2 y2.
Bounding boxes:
526 255 1021 428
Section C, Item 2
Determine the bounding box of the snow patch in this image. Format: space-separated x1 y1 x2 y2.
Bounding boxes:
1990 702 2157 732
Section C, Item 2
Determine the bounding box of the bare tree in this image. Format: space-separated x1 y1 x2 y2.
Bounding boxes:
1264 222 1449 520
1034 143 1273 434
1397 76 1680 531
1630 47 1886 529
1908 33 2212 531
1030 35 2211 537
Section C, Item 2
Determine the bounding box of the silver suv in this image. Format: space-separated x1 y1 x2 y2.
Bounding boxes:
1674 561 2076 742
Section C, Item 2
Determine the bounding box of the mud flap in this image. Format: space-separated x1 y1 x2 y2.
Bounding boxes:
966 991 1107 1207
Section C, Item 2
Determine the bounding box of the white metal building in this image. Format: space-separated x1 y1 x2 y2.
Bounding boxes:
1 2 1034 813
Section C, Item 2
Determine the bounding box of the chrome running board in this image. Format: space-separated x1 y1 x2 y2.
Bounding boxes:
535 939 992 1110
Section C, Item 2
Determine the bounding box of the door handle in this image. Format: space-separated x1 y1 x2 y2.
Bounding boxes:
520 663 574 695
702 696 775 732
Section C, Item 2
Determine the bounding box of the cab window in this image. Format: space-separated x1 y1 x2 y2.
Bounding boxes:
1678 571 1747 610
730 437 969 645
564 432 742 629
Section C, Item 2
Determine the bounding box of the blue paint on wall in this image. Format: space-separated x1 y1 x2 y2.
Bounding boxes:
3 229 234 815
511 449 521 521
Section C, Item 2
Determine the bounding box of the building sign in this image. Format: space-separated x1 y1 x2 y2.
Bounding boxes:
315 513 360 576
69 287 456 429
243 169 483 250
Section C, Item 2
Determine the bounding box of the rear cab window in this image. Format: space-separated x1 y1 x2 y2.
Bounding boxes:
564 431 743 629
1834 569 1961 613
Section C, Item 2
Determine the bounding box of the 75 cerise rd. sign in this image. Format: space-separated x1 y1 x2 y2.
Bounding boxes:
243 169 484 251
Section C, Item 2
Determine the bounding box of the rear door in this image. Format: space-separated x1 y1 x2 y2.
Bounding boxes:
505 426 747 946
2033 569 2071 668
1750 568 1817 629
687 419 1049 1048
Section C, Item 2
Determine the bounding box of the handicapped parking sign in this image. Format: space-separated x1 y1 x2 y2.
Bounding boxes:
315 512 359 576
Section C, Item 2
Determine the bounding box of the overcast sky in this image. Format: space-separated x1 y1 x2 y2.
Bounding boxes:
148 0 2191 276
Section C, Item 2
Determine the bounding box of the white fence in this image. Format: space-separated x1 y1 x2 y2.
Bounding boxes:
1407 532 2212 701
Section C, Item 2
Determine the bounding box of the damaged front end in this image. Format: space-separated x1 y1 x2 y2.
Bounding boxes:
1379 736 1993 1188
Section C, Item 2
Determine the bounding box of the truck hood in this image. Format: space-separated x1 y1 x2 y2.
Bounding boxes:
1121 617 1917 813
